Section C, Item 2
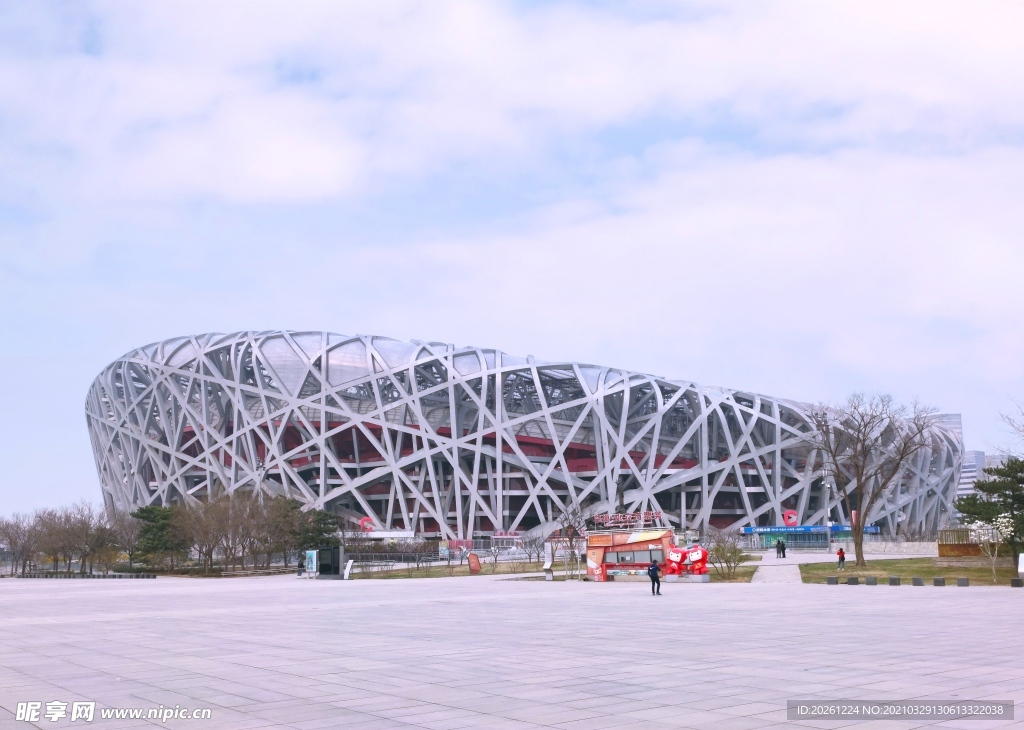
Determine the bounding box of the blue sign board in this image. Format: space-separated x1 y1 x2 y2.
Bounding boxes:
741 525 880 534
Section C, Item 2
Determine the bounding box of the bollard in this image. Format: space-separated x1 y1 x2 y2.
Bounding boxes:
933 577 945 587
865 576 877 586
847 576 859 585
912 577 924 586
826 576 838 585
957 577 969 587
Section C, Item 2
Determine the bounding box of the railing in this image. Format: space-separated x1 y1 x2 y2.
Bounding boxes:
17 572 156 579
220 566 296 577
347 552 438 564
939 529 974 545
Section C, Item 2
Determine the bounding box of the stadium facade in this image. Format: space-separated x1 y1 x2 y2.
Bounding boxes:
86 331 962 538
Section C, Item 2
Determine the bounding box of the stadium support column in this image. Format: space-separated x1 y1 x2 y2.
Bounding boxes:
495 354 505 532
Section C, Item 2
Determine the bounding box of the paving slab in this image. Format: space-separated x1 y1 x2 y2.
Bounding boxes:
0 574 1021 729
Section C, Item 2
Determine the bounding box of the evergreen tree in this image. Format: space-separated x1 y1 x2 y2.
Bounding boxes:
132 505 189 568
292 508 340 551
955 457 1024 564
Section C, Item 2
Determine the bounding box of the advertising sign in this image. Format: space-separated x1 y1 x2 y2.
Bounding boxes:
438 540 450 560
305 550 317 576
593 511 662 528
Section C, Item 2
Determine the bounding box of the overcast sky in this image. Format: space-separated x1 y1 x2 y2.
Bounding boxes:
2 1 1023 514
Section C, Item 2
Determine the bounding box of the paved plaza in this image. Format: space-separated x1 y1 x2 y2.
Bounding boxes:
1 573 1022 730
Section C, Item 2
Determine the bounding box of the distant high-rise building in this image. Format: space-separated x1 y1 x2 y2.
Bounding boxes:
957 450 986 498
985 453 1008 472
937 414 963 441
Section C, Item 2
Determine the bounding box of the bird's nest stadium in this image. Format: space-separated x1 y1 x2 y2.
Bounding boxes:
86 331 962 538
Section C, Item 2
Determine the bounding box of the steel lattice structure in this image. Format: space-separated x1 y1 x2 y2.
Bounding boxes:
86 331 962 538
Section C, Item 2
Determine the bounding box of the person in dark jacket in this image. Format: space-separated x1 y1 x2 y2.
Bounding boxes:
779 539 786 558
775 540 782 558
648 560 661 595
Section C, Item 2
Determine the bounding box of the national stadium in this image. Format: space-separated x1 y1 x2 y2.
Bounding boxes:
86 331 962 538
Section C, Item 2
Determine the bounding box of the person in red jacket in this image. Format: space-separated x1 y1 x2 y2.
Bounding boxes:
837 548 846 571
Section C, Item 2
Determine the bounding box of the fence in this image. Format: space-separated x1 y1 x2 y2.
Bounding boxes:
347 551 437 565
939 529 974 545
18 573 156 579
220 567 295 577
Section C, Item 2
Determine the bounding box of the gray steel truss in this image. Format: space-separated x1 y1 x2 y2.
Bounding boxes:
85 331 962 537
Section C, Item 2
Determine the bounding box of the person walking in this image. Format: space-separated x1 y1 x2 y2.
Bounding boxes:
779 539 786 558
648 559 661 595
837 547 846 571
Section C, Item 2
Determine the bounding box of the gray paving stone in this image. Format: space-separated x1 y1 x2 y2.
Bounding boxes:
0 575 1021 729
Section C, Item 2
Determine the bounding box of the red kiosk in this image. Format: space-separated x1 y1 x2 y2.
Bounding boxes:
585 512 709 582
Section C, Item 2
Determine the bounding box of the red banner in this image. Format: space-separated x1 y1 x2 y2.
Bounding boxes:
593 511 662 527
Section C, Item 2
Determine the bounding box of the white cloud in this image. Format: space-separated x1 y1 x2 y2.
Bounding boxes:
2 1 1024 512
4 1 1024 209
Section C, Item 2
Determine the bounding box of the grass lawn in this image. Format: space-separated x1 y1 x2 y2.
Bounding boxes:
799 557 1020 586
709 564 758 583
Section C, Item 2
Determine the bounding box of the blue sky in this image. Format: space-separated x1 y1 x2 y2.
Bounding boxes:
2 1 1024 514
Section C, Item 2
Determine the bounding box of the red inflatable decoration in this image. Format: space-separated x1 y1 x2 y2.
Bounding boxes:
664 544 709 576
783 509 799 526
359 516 374 532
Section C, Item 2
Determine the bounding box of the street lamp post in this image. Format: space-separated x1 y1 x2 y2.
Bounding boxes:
824 480 833 554
821 418 835 555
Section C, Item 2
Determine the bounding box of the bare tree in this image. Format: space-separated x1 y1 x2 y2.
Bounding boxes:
268 497 301 567
248 496 298 569
704 528 750 580
95 543 120 574
520 533 546 564
1003 400 1024 444
218 497 248 570
108 509 142 569
808 394 937 567
486 543 504 574
67 502 107 574
236 496 259 569
967 517 1014 584
82 507 115 575
175 498 225 573
35 508 70 573
0 513 39 576
557 501 588 579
